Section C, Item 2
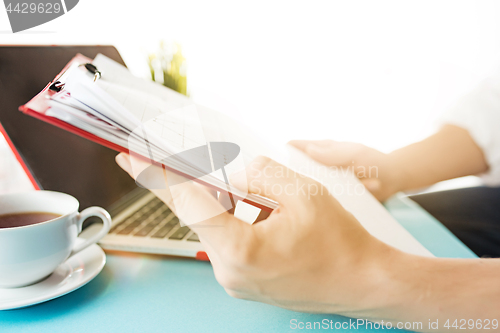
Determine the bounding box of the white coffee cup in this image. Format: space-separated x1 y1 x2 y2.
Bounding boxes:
0 191 112 288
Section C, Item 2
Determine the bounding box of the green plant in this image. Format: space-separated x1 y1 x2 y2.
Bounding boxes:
148 41 188 96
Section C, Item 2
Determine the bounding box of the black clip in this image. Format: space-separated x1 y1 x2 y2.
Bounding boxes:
80 63 101 82
49 81 65 92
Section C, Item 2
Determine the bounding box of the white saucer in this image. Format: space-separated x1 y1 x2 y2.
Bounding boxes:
0 239 106 310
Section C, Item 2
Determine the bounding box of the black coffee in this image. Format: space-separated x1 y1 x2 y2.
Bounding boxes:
0 212 61 229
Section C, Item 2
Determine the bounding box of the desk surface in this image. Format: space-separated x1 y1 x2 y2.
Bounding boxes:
0 195 476 333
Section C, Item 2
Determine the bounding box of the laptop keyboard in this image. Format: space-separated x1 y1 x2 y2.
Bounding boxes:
109 197 200 242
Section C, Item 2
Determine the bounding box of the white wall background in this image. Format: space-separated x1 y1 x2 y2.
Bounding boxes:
2 0 500 153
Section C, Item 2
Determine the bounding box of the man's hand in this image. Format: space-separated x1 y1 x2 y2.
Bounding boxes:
288 140 405 201
115 153 397 316
290 125 489 202
116 152 500 331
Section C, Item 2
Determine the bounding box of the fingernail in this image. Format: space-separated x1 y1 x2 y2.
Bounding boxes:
115 153 130 171
115 153 126 166
363 179 381 191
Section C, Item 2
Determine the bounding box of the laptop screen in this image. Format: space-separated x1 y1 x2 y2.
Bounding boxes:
0 46 139 211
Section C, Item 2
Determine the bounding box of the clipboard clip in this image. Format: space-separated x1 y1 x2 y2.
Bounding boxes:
48 62 102 93
80 63 101 82
49 81 65 93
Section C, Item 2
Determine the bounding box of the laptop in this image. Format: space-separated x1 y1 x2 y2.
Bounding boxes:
0 45 206 260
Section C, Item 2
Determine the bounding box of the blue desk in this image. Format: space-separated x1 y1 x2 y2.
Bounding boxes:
0 195 477 333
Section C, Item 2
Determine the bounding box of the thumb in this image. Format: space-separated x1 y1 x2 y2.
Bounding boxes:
305 144 333 165
116 153 229 227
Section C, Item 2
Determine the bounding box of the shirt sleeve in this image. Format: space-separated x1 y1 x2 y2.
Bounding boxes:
438 77 500 186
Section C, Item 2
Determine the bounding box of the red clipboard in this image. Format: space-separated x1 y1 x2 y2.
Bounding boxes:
0 121 39 190
19 54 276 213
19 54 127 154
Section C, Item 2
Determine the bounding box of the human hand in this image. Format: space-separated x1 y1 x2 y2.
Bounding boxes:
288 140 405 201
115 153 399 316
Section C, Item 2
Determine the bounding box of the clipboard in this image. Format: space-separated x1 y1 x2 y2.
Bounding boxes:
0 121 40 190
19 54 277 212
19 54 126 154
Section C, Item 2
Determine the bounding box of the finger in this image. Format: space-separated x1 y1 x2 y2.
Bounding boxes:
305 141 367 167
360 178 390 202
287 139 333 151
168 180 254 250
116 152 168 189
117 153 178 213
289 140 351 166
230 156 315 208
126 154 226 224
116 153 132 175
124 154 255 250
207 189 218 200
361 178 381 192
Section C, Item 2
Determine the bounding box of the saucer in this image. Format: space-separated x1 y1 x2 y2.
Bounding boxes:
0 239 106 310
